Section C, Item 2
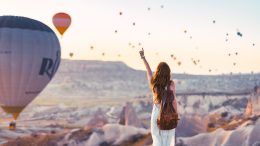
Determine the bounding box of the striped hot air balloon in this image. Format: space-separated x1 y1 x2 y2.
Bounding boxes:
0 16 61 121
52 12 71 36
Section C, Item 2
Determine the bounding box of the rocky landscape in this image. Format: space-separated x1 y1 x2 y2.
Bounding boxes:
1 60 260 146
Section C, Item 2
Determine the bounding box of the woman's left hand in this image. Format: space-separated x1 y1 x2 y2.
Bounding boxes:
139 48 145 59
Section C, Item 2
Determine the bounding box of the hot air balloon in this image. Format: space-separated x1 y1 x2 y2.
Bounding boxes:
193 60 197 65
177 61 181 66
52 12 71 36
0 16 61 127
237 31 243 37
69 52 74 58
90 46 94 50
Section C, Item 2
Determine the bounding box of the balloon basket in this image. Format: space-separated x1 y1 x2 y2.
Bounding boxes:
9 121 16 130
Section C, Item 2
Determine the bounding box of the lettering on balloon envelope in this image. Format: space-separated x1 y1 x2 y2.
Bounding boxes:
39 50 60 80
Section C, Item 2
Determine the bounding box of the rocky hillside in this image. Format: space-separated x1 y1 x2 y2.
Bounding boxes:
40 59 260 98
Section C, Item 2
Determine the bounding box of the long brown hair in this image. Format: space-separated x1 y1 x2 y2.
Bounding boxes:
151 62 171 104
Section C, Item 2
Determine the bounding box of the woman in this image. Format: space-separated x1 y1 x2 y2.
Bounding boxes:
139 48 177 146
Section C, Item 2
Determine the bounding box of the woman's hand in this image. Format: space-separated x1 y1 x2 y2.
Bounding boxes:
139 48 145 59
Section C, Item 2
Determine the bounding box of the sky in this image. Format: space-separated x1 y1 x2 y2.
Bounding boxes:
0 0 259 74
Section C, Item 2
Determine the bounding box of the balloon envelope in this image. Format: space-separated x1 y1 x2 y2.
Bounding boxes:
52 12 71 36
0 16 61 119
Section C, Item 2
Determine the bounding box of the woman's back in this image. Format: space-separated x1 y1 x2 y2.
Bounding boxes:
150 83 176 146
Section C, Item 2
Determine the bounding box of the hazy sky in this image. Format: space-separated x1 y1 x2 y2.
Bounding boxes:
1 0 259 74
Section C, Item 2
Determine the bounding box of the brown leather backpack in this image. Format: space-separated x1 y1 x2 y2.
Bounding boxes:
157 81 179 130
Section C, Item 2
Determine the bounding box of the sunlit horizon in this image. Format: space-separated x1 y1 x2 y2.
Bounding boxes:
1 0 259 74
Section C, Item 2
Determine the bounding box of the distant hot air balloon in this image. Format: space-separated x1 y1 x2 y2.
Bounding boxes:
177 61 181 66
52 12 71 36
69 52 74 58
236 30 243 37
90 46 94 50
119 12 123 15
0 16 61 123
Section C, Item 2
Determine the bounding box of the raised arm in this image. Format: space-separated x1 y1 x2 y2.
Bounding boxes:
139 48 153 83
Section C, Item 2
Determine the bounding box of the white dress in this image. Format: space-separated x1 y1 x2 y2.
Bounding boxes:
151 103 175 146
